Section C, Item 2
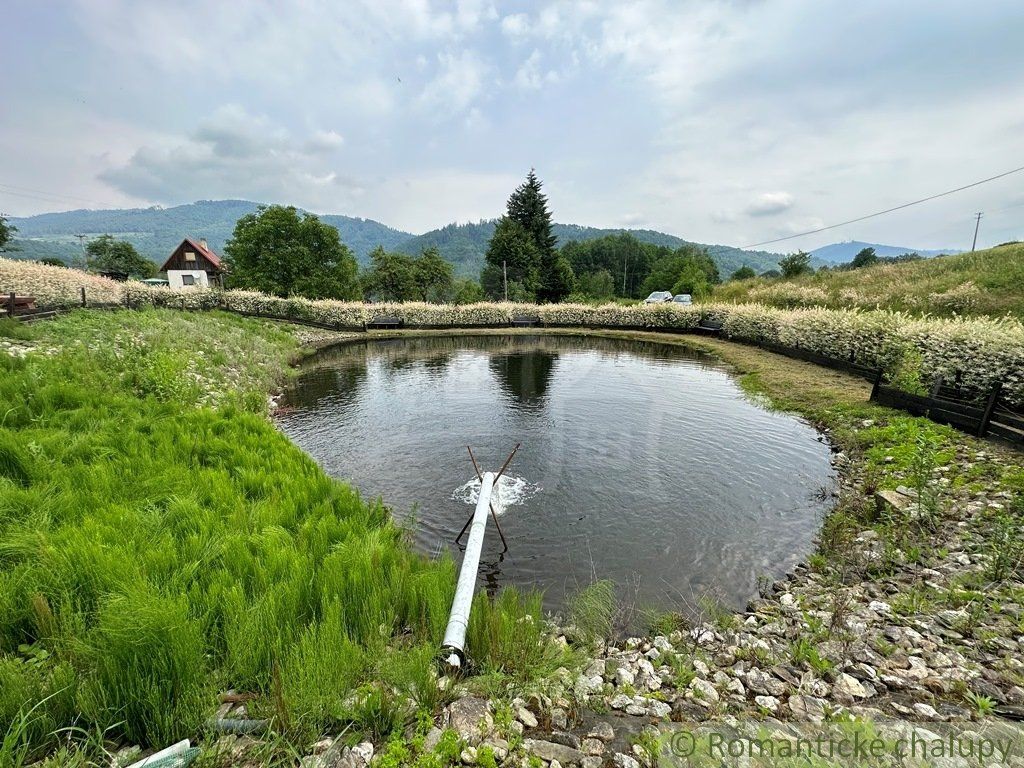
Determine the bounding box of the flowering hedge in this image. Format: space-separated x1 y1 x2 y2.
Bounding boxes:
0 257 127 306
4 257 1022 406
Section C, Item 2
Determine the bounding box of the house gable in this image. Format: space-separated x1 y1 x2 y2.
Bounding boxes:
160 238 224 274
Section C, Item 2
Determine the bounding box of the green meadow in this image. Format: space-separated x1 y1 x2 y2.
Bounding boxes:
713 241 1024 318
0 310 562 763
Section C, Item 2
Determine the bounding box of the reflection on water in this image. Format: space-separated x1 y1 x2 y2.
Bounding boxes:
278 334 836 617
490 350 558 405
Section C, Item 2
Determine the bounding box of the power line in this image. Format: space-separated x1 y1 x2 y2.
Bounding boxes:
741 164 1024 249
0 181 105 207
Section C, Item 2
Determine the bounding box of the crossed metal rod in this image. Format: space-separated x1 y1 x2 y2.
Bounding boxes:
454 442 520 554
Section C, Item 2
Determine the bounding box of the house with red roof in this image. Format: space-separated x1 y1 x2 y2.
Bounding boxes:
160 238 225 288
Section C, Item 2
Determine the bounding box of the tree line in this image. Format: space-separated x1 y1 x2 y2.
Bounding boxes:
11 172 875 302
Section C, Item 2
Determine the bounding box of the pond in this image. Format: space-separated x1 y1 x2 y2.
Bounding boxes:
277 333 836 618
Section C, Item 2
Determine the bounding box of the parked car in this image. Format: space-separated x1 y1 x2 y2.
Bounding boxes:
672 293 692 305
643 291 673 304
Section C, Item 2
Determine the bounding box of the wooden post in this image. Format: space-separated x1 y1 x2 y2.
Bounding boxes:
7 293 14 317
978 381 1002 437
80 286 87 307
929 375 944 399
870 368 884 401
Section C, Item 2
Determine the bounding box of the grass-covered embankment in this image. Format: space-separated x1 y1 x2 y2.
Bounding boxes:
0 310 565 765
713 241 1024 318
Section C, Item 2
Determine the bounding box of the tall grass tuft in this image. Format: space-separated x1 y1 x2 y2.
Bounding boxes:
567 580 616 641
467 588 572 680
77 589 210 745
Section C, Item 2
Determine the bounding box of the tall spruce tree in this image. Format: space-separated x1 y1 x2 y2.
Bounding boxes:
483 170 573 302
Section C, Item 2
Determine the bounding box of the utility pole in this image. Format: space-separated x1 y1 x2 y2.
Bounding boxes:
971 212 982 252
74 234 87 269
502 260 508 302
622 253 628 295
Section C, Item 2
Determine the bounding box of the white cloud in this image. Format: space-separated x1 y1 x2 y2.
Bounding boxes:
305 129 345 154
745 192 794 217
500 13 530 37
418 49 489 114
362 170 520 232
513 50 560 90
99 105 363 209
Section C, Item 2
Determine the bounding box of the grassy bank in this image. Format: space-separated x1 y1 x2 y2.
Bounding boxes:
712 241 1024 318
0 310 563 765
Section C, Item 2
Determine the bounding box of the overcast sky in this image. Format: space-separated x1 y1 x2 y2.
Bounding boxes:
2 0 1022 250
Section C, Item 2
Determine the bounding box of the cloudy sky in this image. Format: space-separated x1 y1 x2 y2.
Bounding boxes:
2 0 1022 250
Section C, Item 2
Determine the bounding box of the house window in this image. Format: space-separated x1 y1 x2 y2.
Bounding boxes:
184 251 196 262
182 274 196 286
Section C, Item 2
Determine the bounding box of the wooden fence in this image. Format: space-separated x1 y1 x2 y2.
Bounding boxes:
870 373 1024 445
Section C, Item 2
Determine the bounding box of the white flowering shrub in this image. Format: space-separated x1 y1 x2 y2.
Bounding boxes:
125 284 222 310
0 257 126 306
3 258 1021 406
707 302 1024 405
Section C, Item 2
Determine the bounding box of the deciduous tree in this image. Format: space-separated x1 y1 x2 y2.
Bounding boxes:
0 215 15 252
483 218 540 300
778 251 813 278
850 247 878 269
412 247 454 302
640 246 718 298
85 234 155 277
224 205 360 299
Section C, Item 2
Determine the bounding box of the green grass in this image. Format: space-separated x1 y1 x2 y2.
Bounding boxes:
0 319 36 342
712 241 1024 318
0 308 551 759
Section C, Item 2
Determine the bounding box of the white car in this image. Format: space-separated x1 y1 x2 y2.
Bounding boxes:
672 294 693 305
643 291 673 304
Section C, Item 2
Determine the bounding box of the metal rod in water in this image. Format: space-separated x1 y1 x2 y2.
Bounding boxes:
441 471 495 671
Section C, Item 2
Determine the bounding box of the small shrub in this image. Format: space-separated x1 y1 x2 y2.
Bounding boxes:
347 685 410 742
889 346 927 395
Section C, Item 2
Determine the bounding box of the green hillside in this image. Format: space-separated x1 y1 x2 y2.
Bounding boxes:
713 241 1024 318
396 220 786 277
10 200 787 278
10 200 412 265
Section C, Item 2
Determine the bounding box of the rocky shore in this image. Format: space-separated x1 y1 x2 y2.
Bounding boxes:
240 433 1022 768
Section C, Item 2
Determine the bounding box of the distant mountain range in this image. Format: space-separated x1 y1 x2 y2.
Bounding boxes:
8 200 411 269
394 220 788 277
7 199 953 278
809 240 958 264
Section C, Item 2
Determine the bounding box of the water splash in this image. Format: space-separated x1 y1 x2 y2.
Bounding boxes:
451 474 540 515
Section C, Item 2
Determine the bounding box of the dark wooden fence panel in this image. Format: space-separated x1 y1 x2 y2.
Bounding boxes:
872 385 983 432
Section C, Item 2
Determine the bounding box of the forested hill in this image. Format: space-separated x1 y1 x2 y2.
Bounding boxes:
10 200 413 265
396 220 786 276
9 199 785 275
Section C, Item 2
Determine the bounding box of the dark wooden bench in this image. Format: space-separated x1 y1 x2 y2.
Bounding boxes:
511 315 542 327
3 294 37 316
695 318 724 335
365 316 404 330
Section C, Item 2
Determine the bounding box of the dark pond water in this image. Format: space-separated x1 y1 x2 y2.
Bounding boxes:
277 334 836 617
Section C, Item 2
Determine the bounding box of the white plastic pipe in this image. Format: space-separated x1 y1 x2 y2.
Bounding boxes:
441 471 495 670
126 740 191 768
